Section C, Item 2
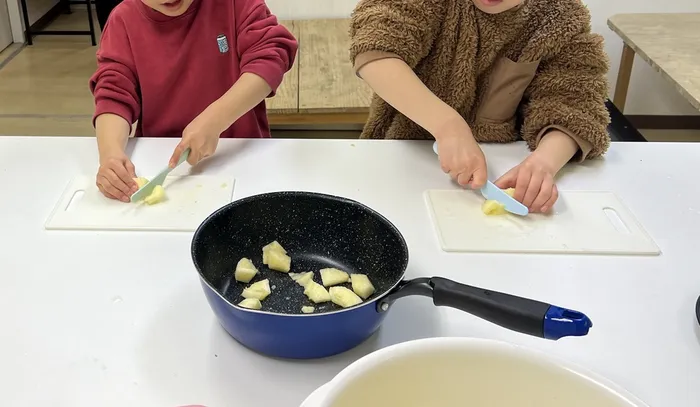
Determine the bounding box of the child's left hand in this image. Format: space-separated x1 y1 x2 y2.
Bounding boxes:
170 107 227 168
495 131 580 213
495 153 559 214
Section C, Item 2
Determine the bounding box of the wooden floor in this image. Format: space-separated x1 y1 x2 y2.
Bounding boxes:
0 9 698 142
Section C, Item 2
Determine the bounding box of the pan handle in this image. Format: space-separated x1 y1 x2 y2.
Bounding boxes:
378 277 592 340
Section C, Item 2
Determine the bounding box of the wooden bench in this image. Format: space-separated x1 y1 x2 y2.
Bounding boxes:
267 19 372 127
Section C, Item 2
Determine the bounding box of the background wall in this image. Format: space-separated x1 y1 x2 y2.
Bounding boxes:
266 0 700 116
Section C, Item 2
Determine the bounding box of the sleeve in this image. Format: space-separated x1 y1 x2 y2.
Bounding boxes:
349 0 446 72
88 13 140 129
234 0 298 96
520 32 612 161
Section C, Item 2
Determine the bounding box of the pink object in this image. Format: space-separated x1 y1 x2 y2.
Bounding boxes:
90 0 298 139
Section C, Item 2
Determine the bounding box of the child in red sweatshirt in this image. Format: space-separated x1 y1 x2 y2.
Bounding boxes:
89 0 297 202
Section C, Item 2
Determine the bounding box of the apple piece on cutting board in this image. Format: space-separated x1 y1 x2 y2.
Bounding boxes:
143 185 166 205
134 177 149 188
481 188 516 216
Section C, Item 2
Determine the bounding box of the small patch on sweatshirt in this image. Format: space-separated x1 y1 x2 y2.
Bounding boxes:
216 34 229 54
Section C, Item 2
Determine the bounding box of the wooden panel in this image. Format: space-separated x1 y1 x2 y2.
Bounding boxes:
268 112 368 126
297 19 373 113
608 13 700 111
266 20 300 114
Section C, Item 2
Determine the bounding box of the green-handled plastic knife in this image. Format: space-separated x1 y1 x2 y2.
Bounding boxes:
130 148 190 203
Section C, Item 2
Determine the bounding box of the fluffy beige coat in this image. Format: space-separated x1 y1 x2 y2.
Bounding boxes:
350 0 611 160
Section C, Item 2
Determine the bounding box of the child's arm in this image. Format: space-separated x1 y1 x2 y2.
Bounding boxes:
170 0 297 166
519 32 611 162
89 11 140 201
169 72 273 167
350 0 486 189
358 59 487 188
496 30 610 213
95 113 135 202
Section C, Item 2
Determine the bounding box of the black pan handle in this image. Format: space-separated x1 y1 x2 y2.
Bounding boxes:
378 277 592 340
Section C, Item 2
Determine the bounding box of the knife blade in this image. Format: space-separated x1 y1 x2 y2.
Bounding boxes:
130 148 190 203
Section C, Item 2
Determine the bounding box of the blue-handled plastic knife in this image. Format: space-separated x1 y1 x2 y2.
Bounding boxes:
432 141 528 216
130 148 190 203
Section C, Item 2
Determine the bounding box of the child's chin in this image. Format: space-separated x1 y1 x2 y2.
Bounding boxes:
158 7 187 16
158 0 189 16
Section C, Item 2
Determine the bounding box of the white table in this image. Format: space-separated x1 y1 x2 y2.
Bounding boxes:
1 137 698 407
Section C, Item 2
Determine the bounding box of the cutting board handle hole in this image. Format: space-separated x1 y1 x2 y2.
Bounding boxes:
65 190 85 212
603 207 630 234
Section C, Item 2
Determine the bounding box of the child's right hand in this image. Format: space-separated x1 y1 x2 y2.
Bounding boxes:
434 118 488 189
96 152 138 202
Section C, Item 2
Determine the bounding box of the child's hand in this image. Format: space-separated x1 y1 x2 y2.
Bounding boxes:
495 130 580 213
96 153 138 202
434 117 487 189
495 153 558 213
170 108 225 168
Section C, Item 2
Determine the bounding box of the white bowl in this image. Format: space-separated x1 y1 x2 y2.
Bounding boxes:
300 338 647 407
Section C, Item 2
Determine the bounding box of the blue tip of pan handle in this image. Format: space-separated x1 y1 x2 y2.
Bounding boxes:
543 306 593 340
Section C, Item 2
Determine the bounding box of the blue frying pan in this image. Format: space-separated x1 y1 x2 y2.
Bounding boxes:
191 192 592 359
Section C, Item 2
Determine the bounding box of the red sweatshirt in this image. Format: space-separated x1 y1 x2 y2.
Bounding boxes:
89 0 297 138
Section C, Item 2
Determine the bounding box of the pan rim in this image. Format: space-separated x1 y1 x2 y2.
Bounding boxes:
191 191 410 317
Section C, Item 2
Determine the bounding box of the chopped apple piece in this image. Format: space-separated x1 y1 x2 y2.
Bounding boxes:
301 306 315 314
234 258 258 283
134 177 149 188
143 185 166 205
242 279 271 301
262 241 287 264
267 250 291 273
350 274 376 299
263 240 287 254
320 268 349 287
289 271 314 287
329 286 363 308
238 298 262 310
482 188 517 216
482 199 507 215
303 281 331 304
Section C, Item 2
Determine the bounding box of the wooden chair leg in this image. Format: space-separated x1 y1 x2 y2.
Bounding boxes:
86 0 97 46
613 43 635 113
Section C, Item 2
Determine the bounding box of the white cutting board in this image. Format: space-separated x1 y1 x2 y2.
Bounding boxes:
425 190 660 255
45 175 235 231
